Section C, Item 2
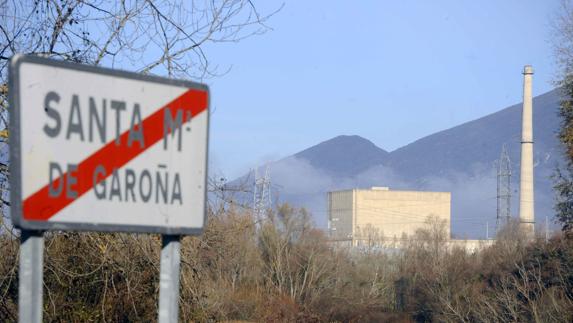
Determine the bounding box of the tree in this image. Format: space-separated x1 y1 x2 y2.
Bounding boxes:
554 0 573 234
0 0 281 222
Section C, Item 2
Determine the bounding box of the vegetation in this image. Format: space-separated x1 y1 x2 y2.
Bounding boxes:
555 0 573 233
1 207 573 322
554 73 573 232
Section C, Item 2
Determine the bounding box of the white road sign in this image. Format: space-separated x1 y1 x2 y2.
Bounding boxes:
9 55 209 234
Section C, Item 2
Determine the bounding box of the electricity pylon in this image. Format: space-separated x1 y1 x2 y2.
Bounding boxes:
496 144 512 234
253 165 271 224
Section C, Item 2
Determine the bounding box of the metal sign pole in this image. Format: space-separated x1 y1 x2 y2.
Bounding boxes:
19 230 44 323
158 235 182 323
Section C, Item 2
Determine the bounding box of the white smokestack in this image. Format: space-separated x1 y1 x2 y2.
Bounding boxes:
519 65 535 238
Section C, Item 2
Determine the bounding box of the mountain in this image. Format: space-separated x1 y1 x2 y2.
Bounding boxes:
294 135 389 178
386 89 561 182
231 89 564 238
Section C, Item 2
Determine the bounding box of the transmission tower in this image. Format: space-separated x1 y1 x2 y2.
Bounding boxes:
496 144 512 233
253 165 271 223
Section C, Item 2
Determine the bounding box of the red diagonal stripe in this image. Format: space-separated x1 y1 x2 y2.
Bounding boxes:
23 89 208 221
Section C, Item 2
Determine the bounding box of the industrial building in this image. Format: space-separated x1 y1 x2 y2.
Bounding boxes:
327 66 535 250
328 187 451 246
327 186 495 251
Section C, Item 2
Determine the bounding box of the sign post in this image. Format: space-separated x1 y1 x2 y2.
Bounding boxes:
159 235 182 323
18 230 44 323
9 54 209 322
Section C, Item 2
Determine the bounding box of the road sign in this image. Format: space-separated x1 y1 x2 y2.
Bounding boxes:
9 55 210 234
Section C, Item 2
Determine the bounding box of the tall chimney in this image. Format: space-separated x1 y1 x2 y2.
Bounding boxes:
519 65 535 237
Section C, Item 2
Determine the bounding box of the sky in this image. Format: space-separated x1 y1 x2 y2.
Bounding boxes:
205 0 561 179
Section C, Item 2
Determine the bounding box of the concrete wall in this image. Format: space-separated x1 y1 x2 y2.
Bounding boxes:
328 188 451 244
328 190 354 241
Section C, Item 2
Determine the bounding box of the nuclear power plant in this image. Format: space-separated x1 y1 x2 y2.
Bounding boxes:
328 187 450 245
327 65 536 249
327 187 492 251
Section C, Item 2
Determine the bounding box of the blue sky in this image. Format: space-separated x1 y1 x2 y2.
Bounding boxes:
205 0 560 178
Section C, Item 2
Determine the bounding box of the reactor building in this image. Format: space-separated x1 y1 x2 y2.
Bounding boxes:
328 187 451 246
